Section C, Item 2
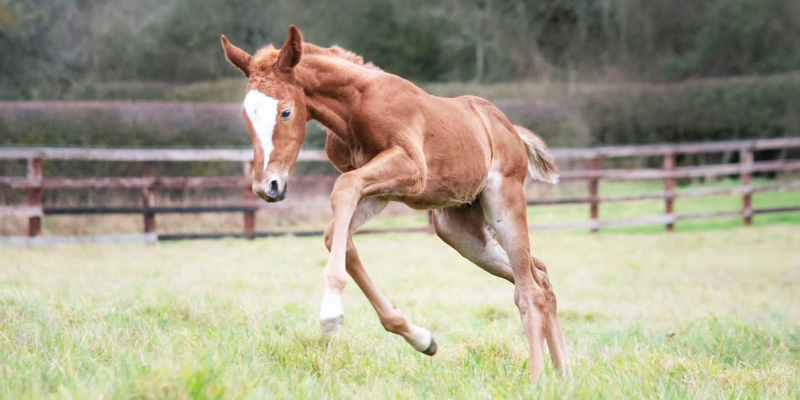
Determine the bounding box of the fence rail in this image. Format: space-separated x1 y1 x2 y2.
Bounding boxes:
1 136 800 244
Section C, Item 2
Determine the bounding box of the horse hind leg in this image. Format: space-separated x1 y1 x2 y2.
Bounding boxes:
434 199 570 380
478 183 547 383
432 204 514 283
531 256 571 376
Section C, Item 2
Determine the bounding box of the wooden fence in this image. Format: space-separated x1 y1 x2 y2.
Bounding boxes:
1 137 800 244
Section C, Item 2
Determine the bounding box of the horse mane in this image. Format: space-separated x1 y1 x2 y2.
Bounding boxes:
251 43 382 74
303 44 382 72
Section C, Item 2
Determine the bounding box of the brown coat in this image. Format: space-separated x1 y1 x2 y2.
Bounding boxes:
222 25 568 383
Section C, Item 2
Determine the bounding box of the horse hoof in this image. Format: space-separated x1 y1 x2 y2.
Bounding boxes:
421 335 438 356
321 315 343 335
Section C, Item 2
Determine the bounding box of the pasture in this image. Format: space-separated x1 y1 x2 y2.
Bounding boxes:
1 225 799 399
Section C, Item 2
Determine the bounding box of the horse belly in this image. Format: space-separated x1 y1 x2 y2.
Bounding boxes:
388 193 472 210
392 135 489 210
426 118 490 200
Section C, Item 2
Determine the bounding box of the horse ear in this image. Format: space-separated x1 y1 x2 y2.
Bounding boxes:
276 25 303 73
221 35 253 77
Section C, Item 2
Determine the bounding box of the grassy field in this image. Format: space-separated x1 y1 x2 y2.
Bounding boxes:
1 225 799 399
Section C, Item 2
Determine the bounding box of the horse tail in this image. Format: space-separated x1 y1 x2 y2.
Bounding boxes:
513 125 559 184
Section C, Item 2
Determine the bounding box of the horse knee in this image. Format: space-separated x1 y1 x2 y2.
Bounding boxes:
330 175 362 209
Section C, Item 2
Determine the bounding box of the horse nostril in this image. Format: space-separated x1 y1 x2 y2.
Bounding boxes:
267 180 279 198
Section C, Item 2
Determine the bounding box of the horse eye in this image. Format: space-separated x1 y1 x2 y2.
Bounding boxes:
280 109 291 119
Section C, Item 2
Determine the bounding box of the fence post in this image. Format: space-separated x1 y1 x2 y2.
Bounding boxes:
588 157 601 233
663 153 675 232
141 161 157 234
243 161 256 239
27 158 43 237
740 147 754 226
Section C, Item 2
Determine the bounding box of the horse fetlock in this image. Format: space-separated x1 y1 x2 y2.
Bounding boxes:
323 262 348 289
323 275 346 292
380 312 407 334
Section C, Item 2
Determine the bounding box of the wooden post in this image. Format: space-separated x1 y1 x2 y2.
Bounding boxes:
243 161 256 239
588 157 601 233
27 158 43 237
740 147 754 226
663 153 675 232
141 161 157 234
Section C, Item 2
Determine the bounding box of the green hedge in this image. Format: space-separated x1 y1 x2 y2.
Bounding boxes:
577 73 800 145
2 73 798 160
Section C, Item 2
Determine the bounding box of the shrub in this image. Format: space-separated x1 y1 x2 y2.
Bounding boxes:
579 72 800 145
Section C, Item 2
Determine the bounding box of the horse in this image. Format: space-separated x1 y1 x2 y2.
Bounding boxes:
221 25 570 383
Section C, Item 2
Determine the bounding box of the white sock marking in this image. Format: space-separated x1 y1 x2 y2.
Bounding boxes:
319 289 344 321
405 325 433 352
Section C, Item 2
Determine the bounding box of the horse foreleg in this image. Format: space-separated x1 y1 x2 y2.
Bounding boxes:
320 198 386 333
319 148 428 346
324 227 437 354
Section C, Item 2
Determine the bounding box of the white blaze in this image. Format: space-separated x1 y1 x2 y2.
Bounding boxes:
243 90 280 171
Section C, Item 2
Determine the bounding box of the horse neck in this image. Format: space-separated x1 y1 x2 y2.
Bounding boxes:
296 56 371 138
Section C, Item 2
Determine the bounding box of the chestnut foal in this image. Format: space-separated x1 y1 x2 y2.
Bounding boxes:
222 25 570 382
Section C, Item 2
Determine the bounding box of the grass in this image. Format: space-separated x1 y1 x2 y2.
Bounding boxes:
1 225 799 398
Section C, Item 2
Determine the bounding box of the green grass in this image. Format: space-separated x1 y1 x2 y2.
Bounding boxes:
1 226 799 398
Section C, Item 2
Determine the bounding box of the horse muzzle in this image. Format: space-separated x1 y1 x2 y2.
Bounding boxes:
252 178 287 202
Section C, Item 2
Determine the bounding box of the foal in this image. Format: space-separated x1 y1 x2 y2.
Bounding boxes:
222 25 569 382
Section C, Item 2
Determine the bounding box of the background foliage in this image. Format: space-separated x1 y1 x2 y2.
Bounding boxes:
2 0 800 98
1 0 799 150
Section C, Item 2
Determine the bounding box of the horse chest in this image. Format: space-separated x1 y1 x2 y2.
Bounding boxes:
349 150 369 169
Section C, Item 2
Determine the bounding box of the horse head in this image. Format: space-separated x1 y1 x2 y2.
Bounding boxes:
221 26 306 202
